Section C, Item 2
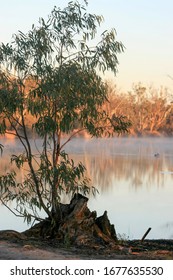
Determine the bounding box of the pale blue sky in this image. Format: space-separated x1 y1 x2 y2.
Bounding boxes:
0 0 173 91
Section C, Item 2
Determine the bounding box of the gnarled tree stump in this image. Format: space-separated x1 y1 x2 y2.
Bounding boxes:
24 193 117 249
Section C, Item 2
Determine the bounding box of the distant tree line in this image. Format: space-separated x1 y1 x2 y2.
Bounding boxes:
1 77 173 137
104 82 173 136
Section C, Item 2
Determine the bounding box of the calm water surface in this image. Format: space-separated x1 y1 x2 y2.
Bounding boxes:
0 136 173 239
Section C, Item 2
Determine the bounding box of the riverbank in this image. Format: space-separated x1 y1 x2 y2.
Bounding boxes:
0 230 172 260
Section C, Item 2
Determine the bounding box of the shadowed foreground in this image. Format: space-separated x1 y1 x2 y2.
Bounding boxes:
0 231 173 260
0 193 173 259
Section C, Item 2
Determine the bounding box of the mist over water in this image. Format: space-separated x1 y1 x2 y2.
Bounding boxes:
1 136 173 239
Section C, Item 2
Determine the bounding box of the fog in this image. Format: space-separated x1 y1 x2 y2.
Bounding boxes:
0 136 173 239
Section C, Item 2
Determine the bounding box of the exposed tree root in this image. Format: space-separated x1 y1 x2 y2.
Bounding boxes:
23 194 118 249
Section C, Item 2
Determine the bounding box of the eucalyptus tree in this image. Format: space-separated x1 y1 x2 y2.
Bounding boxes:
0 1 130 227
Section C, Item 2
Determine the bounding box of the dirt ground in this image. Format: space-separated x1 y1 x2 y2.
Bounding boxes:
0 230 173 260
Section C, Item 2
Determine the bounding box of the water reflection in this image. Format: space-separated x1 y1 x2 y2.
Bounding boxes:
0 136 173 239
66 137 173 190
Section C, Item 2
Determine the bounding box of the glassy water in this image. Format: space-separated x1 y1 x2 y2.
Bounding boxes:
0 136 173 239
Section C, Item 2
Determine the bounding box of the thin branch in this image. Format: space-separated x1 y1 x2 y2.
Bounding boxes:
10 113 23 128
63 45 96 63
32 138 42 167
5 130 25 140
60 128 87 151
20 111 52 218
14 207 44 222
0 197 24 218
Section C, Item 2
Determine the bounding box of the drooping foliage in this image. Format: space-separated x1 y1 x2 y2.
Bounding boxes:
0 1 130 224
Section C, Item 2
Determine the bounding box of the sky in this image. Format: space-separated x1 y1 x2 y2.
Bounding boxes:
0 0 173 92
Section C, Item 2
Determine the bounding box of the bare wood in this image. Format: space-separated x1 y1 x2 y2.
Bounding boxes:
141 227 152 242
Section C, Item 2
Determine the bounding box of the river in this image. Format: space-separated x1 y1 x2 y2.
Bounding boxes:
0 136 173 239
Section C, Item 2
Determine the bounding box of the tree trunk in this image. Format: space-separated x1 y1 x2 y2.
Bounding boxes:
23 193 118 249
